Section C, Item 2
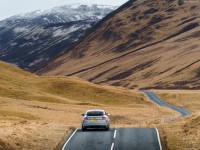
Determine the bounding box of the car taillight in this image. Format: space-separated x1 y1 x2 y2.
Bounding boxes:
83 117 88 120
102 116 107 120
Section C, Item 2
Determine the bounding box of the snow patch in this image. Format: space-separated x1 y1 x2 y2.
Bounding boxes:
74 15 81 20
28 51 35 55
28 57 44 67
24 36 39 41
43 18 50 23
14 27 29 33
35 10 45 14
19 42 33 48
52 25 81 37
70 4 82 9
10 42 17 47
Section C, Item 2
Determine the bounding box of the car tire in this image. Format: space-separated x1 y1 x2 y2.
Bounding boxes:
105 126 110 131
82 126 87 131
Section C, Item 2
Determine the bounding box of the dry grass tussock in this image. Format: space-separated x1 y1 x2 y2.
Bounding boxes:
0 61 177 150
159 113 200 150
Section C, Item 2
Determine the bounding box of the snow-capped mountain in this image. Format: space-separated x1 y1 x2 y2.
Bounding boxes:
8 4 117 25
0 4 117 71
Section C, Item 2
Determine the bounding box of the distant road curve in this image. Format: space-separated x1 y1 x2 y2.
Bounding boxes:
141 90 192 116
62 128 162 150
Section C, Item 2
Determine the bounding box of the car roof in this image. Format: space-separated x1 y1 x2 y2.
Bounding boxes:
86 109 105 113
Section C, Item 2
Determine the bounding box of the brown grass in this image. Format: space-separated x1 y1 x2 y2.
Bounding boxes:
0 120 73 150
159 113 200 150
0 63 200 150
0 61 178 150
3 62 200 150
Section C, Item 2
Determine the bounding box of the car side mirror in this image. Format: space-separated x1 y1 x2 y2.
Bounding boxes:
81 114 85 116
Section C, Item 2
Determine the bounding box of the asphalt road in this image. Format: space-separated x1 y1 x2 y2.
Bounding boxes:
62 128 162 150
141 90 192 116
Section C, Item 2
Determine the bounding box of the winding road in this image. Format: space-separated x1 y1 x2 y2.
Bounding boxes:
141 90 192 116
62 91 192 150
62 128 162 150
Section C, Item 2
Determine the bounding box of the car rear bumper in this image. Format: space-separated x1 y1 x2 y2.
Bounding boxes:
82 120 109 128
83 125 109 129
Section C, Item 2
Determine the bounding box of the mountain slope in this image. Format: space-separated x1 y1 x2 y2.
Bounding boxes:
0 4 117 71
38 0 200 89
0 61 148 106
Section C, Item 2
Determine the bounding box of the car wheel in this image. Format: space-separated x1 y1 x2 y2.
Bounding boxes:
105 126 110 131
82 126 87 131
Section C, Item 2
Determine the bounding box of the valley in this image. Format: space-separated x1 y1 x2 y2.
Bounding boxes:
0 0 200 149
0 61 199 150
0 61 178 150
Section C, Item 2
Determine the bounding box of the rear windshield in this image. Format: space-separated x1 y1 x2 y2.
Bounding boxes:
87 111 104 116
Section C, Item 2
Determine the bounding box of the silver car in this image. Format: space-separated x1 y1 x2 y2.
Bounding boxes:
81 109 110 131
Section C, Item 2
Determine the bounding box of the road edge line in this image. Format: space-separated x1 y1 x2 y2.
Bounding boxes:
62 129 78 150
155 128 162 150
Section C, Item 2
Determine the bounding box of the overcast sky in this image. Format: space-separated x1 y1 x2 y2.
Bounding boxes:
0 0 128 21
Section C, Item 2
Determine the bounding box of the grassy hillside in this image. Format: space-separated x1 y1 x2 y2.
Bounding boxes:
0 61 148 106
160 113 200 150
1 62 200 150
37 0 200 89
0 61 177 150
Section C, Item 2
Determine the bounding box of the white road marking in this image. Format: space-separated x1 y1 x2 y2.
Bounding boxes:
110 143 114 150
113 129 117 139
62 129 78 150
155 128 162 150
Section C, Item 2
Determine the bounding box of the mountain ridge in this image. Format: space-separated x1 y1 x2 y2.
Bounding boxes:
4 4 118 24
37 0 200 89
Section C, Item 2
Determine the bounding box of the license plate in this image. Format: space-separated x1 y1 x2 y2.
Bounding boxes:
91 119 99 122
